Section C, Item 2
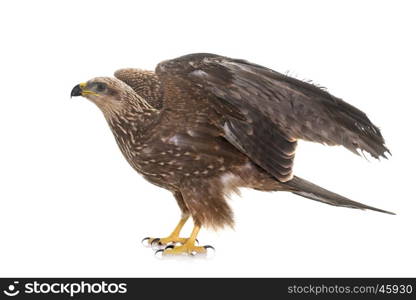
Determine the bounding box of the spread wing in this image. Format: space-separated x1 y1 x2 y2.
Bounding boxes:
156 53 390 181
114 68 164 109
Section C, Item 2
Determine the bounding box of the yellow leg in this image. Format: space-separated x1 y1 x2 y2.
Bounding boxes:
162 225 209 255
143 216 190 248
157 216 189 245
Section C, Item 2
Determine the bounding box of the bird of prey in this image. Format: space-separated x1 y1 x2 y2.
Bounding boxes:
71 53 393 256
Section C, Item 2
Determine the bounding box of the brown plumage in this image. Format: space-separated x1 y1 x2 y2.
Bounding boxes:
114 68 164 109
71 53 393 255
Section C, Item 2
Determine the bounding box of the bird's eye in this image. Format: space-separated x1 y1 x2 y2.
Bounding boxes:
95 83 106 92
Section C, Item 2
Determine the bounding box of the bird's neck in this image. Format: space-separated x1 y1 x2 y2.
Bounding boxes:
105 100 160 142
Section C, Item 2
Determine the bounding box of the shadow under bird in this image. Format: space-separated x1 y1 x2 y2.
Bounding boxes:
71 53 393 256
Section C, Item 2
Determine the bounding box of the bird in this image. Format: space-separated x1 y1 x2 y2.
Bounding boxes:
71 53 393 256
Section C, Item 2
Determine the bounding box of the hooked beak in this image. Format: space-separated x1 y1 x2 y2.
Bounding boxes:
70 82 98 98
70 84 82 97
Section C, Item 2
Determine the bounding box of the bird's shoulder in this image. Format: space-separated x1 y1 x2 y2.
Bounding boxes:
114 68 164 109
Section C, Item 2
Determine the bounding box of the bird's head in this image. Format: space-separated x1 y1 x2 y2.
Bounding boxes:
71 77 148 117
71 77 125 104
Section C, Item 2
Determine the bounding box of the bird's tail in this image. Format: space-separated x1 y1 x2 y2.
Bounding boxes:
285 176 395 215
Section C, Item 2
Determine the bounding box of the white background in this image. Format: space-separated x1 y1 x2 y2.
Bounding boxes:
0 0 415 277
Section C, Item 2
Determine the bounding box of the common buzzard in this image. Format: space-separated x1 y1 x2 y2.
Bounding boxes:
71 53 392 256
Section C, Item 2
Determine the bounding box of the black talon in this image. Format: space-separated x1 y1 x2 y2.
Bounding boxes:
151 238 161 250
202 245 216 258
204 245 215 251
141 237 151 247
154 249 165 258
151 238 165 250
165 245 175 250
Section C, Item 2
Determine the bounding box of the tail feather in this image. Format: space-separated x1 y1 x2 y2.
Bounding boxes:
286 176 395 215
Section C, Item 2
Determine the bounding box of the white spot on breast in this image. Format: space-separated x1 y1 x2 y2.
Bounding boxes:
142 147 152 154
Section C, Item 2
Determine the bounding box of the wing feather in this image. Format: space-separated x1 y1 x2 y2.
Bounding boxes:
222 58 389 158
156 53 390 181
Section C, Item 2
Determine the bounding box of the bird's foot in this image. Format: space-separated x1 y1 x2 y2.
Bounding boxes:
156 240 214 257
142 236 195 250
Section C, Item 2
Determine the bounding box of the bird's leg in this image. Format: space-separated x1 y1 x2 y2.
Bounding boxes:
156 216 189 244
142 216 190 248
161 225 212 255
